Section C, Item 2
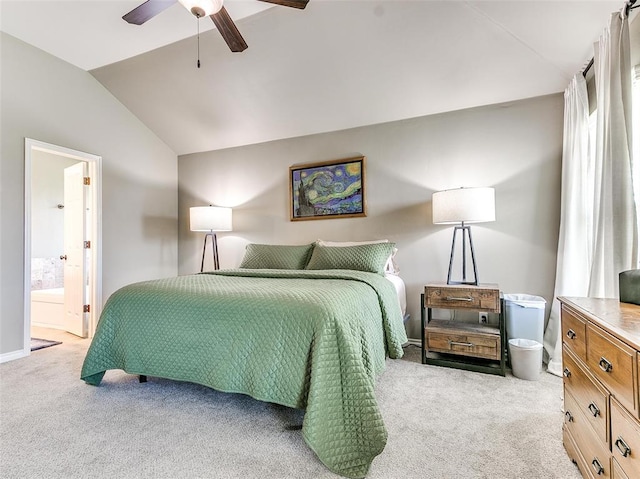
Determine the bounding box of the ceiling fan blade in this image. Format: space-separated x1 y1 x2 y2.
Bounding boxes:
123 0 177 25
210 7 248 53
258 0 309 9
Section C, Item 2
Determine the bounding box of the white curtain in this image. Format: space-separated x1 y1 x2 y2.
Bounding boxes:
590 11 638 297
544 10 638 377
544 74 591 377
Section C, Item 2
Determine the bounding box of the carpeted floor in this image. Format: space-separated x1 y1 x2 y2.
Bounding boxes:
0 338 581 479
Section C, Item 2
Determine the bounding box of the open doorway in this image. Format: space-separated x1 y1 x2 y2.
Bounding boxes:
24 139 102 354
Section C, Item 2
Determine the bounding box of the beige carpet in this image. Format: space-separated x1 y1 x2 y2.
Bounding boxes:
0 334 581 478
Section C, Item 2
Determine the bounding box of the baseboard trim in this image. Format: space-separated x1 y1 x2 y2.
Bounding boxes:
0 348 29 364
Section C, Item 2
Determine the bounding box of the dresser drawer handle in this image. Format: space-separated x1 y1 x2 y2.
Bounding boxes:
445 296 473 302
591 458 604 475
598 357 613 373
564 410 574 422
587 402 600 417
615 437 632 457
566 329 576 340
562 367 571 378
449 340 474 348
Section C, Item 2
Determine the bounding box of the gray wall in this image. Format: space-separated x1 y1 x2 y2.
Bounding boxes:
178 94 564 340
0 33 178 356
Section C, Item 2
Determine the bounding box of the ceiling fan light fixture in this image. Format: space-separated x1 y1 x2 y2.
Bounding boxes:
178 0 224 17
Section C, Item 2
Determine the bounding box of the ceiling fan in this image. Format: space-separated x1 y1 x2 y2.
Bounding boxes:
123 0 309 53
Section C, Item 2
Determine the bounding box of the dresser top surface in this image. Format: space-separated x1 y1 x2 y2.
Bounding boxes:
559 297 640 349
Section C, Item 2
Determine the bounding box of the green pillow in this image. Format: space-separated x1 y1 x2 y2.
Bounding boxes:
305 243 395 275
239 243 315 270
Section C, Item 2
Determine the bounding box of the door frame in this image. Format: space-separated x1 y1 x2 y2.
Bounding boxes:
23 138 102 354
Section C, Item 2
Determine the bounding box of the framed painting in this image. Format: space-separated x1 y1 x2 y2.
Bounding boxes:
289 156 366 221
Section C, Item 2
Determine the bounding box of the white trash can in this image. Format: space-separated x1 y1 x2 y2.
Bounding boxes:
508 339 543 381
504 294 546 345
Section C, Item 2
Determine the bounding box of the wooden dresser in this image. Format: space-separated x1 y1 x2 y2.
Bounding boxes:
560 297 640 479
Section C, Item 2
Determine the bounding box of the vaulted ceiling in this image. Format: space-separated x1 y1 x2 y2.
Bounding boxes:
0 1 629 155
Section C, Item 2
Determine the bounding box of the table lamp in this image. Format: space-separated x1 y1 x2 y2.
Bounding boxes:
190 205 232 271
432 187 495 285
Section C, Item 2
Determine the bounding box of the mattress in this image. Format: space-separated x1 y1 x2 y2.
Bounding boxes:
385 273 407 316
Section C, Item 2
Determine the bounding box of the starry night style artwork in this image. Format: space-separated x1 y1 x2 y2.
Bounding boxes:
289 156 366 221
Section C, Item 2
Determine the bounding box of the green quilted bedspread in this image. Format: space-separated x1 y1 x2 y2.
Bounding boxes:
81 269 408 478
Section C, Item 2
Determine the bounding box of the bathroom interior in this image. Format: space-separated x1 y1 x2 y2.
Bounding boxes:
30 149 84 345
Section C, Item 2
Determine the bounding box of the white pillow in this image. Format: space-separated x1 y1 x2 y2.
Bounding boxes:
316 239 400 275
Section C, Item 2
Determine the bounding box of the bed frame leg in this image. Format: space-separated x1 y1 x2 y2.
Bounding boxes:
139 375 147 383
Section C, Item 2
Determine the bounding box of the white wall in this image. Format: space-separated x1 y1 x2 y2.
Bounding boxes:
178 94 564 340
0 33 179 357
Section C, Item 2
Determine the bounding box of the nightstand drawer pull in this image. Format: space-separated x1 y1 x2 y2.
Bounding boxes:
587 402 600 417
591 458 604 475
615 437 631 457
566 329 576 339
445 296 473 302
563 367 571 378
564 410 574 422
448 340 474 348
598 357 613 373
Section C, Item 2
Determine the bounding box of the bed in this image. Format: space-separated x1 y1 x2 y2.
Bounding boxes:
81 242 408 478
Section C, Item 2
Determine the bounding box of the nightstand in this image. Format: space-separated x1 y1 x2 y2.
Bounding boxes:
421 283 506 376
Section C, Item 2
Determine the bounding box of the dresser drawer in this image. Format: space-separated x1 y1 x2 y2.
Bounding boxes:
564 389 611 479
563 426 589 478
612 457 630 479
563 345 610 446
426 327 500 360
425 285 500 313
562 304 587 362
586 323 638 416
559 297 640 479
611 397 640 479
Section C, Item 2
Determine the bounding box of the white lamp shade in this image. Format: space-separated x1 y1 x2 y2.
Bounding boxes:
190 206 232 232
178 0 223 16
432 187 495 224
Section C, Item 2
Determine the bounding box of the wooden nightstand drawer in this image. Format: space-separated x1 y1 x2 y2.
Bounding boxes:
425 284 500 313
586 323 638 416
562 345 610 447
611 397 640 479
562 304 587 362
426 320 500 360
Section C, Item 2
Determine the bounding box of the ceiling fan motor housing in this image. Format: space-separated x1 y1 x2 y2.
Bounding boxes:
179 0 224 17
191 6 206 18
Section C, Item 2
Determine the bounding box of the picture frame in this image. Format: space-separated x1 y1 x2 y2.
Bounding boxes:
289 156 366 221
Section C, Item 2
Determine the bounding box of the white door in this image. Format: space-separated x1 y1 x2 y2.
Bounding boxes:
63 162 87 337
